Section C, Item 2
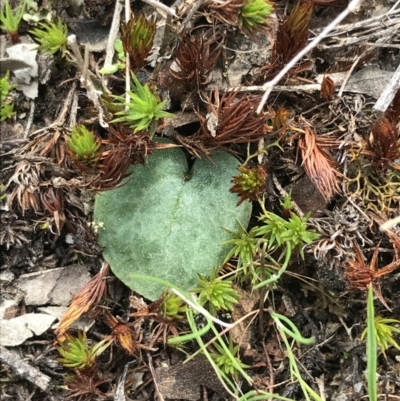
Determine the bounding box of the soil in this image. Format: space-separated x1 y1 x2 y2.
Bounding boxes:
1 0 400 401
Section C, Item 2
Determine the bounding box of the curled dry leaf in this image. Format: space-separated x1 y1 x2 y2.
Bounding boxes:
99 309 136 355
298 126 340 200
321 76 335 100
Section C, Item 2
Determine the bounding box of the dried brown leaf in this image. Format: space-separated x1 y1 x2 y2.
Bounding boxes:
321 76 335 100
364 117 400 170
193 88 269 149
298 127 340 200
55 263 109 338
170 35 221 92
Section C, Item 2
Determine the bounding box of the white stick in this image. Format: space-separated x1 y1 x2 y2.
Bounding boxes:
125 0 131 109
141 0 176 16
373 62 400 114
380 216 400 231
171 289 234 328
102 0 123 89
256 0 361 114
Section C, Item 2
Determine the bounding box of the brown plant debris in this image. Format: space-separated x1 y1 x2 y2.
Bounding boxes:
298 126 341 200
344 242 400 310
207 0 244 28
270 106 292 132
55 263 109 338
169 35 221 92
193 89 269 150
121 14 156 71
40 187 66 236
363 117 400 171
321 76 335 100
98 309 137 355
0 212 32 249
90 125 153 191
6 160 43 214
65 371 110 400
256 0 314 83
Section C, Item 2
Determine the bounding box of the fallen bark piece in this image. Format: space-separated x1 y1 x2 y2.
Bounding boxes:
17 265 91 306
0 313 56 346
0 345 51 391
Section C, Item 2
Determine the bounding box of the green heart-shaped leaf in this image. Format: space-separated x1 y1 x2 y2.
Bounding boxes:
94 140 252 300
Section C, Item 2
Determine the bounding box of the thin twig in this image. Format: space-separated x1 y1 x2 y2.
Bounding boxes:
262 342 275 396
171 288 234 328
337 53 363 97
23 100 35 139
67 34 110 127
258 244 266 335
125 0 131 109
115 361 137 400
271 173 305 218
102 0 123 89
141 0 176 16
0 346 51 391
373 61 400 114
256 0 361 114
147 352 165 401
177 0 207 33
315 7 400 38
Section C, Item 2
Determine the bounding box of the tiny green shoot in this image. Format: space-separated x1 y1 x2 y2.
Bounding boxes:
239 0 274 37
160 289 187 321
222 221 262 272
194 267 239 315
67 125 101 164
366 284 378 401
0 70 17 121
111 73 175 134
0 0 26 42
99 39 126 75
211 334 250 380
57 331 112 370
30 18 68 56
361 315 400 357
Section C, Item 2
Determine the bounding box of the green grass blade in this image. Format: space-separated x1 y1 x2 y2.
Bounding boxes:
366 284 378 401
